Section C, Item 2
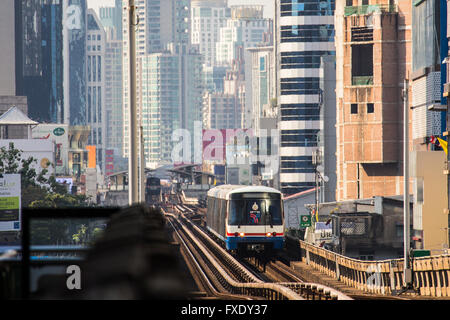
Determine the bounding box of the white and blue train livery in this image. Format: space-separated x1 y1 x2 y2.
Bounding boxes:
206 185 284 253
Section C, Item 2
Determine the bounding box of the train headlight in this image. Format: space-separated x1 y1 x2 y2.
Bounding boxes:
272 232 277 237
239 232 245 237
266 232 272 237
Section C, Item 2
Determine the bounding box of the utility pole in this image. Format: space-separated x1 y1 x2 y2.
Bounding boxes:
312 149 320 227
128 0 139 205
140 125 145 203
402 78 412 288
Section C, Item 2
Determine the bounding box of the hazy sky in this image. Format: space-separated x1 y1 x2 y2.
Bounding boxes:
87 0 275 19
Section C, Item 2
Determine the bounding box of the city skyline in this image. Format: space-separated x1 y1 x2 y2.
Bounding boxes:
87 0 275 18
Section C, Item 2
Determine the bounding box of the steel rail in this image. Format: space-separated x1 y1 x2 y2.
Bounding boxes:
165 211 304 300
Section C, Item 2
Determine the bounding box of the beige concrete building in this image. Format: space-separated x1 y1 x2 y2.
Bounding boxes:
412 151 449 255
335 0 412 201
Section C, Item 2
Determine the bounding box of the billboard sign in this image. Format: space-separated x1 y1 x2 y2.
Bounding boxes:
86 145 96 169
32 124 69 175
0 174 21 231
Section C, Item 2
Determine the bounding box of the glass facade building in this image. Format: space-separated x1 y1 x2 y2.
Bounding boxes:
411 0 445 148
63 0 87 126
277 0 335 195
18 0 64 123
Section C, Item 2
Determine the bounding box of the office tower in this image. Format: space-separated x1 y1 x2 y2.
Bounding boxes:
411 0 445 149
276 0 335 196
63 0 88 125
13 0 64 123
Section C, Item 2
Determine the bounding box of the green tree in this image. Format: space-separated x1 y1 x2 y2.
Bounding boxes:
0 142 88 208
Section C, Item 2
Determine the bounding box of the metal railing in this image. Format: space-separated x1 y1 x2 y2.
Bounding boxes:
287 237 450 297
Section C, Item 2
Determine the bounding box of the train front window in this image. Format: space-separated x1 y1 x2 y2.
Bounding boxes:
228 198 283 226
229 200 244 225
266 199 283 225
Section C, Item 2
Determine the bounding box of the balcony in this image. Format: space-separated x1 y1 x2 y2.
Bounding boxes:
352 76 374 86
344 4 397 16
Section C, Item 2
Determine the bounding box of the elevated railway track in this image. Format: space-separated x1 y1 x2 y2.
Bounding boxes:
163 202 352 300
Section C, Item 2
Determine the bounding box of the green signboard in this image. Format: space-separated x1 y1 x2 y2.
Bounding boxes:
300 215 312 228
53 127 66 136
412 250 431 258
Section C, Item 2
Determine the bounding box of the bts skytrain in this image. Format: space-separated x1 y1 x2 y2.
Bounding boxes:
206 185 285 254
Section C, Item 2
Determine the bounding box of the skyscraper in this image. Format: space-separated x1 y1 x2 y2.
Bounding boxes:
14 0 64 123
191 0 230 67
276 0 335 196
86 9 107 172
122 0 202 166
63 0 88 125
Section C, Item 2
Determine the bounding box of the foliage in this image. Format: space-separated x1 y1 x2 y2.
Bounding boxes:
72 224 87 244
0 142 92 245
0 142 88 208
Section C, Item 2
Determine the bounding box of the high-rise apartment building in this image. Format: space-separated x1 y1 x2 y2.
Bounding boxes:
99 0 123 40
246 46 276 134
138 48 203 167
203 93 239 129
276 0 335 196
216 6 272 67
122 0 202 166
86 9 107 172
191 0 230 67
335 0 412 201
100 1 125 172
